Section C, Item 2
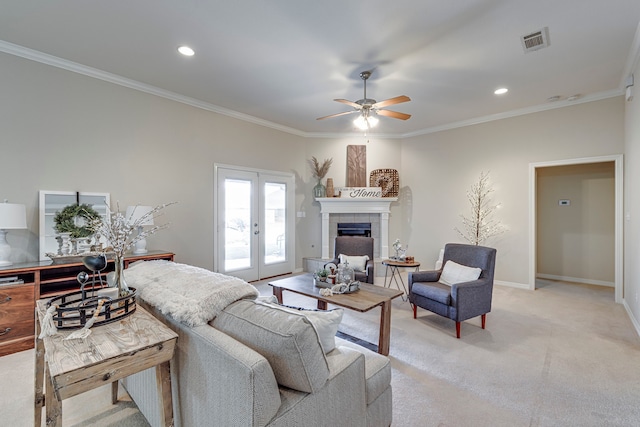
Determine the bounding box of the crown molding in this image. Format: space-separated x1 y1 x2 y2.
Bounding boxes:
0 39 628 141
400 89 623 138
0 40 307 137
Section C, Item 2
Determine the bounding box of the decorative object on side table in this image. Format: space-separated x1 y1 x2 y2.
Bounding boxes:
0 200 27 267
392 238 407 261
53 203 101 239
308 156 333 198
89 202 176 297
47 202 103 261
125 205 154 254
39 253 137 336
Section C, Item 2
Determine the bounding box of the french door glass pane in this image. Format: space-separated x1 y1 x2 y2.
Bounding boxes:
264 182 286 265
225 179 252 271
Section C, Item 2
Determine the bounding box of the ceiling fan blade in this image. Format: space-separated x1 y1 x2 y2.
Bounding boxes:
372 95 411 109
316 110 359 120
377 109 411 120
334 99 363 109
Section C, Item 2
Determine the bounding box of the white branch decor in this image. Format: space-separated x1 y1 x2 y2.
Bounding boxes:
454 172 506 246
89 202 176 296
90 202 176 259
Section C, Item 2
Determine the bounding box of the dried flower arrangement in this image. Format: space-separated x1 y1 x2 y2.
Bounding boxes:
89 202 176 296
89 202 176 260
308 156 333 180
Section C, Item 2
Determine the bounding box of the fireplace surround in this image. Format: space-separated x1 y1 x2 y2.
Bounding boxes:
316 197 397 260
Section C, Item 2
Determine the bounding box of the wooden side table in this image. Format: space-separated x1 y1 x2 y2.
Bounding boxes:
382 259 421 300
34 300 177 427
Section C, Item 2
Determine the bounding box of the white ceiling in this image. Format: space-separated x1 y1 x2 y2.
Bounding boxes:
1 1 639 137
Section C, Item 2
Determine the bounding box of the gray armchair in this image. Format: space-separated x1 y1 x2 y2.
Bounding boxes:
408 243 497 338
326 236 374 284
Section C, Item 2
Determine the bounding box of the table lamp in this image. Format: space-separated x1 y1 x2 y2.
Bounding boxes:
0 200 27 266
125 205 154 254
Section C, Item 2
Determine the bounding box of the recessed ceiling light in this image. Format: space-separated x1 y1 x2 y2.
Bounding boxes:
177 46 195 57
567 94 581 101
547 95 561 102
494 88 508 95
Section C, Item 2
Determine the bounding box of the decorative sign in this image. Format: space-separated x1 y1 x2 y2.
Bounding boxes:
347 145 367 187
337 187 382 198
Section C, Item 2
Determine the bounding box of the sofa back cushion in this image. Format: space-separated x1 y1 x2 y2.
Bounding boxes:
212 299 330 393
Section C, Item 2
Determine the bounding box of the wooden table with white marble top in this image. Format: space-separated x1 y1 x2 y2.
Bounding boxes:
34 300 177 427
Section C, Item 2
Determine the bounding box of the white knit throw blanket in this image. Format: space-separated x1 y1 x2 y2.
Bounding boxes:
125 260 259 327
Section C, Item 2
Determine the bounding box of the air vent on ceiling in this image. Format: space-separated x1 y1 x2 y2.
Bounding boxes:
521 27 550 53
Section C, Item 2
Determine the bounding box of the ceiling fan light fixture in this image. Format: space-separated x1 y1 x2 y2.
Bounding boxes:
177 45 195 56
354 113 378 130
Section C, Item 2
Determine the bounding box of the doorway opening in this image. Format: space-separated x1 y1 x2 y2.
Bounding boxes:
529 155 623 303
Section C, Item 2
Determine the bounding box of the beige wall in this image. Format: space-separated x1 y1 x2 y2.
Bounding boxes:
1 52 307 270
536 162 615 285
400 97 625 286
624 57 640 329
0 51 629 296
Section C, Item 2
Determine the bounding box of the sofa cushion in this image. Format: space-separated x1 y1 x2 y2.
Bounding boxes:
333 338 391 406
212 299 330 393
339 254 369 272
411 281 452 305
257 300 343 353
439 260 482 286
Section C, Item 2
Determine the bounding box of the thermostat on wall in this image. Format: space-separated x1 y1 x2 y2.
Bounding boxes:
558 199 570 206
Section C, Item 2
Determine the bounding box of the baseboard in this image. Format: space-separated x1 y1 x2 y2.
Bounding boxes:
536 273 614 288
623 299 640 338
494 280 530 290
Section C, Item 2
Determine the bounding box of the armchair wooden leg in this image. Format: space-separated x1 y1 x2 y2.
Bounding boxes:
481 314 486 329
412 304 417 319
456 322 461 339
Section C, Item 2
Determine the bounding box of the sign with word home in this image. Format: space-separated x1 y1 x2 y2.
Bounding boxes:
337 187 383 198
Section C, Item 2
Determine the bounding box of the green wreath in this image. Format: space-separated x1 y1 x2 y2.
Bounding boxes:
53 203 101 238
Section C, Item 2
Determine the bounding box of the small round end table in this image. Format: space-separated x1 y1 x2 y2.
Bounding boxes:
382 259 420 300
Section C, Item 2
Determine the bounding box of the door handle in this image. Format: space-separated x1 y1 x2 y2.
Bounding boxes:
254 230 260 235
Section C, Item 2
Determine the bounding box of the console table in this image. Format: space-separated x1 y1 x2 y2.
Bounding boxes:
0 250 174 357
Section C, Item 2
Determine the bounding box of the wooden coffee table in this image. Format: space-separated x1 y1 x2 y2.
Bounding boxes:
269 274 403 356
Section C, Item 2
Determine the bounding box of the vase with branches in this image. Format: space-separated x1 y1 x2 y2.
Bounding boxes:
308 156 333 198
454 172 506 245
89 202 176 296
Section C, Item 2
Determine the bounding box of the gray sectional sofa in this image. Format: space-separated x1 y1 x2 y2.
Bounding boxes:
120 260 392 427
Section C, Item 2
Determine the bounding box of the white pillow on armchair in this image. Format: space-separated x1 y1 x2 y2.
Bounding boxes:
439 260 482 286
338 254 369 272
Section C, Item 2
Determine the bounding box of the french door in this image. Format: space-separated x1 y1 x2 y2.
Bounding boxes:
214 165 294 282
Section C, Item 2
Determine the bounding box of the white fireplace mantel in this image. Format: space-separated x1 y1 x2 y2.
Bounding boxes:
316 197 397 259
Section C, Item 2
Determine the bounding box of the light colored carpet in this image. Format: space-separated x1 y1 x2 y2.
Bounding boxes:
3 277 639 426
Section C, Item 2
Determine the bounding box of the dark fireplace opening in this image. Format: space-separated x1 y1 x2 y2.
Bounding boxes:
337 222 371 237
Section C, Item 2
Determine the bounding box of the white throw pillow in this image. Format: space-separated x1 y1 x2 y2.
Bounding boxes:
258 301 343 353
338 254 369 272
439 260 482 286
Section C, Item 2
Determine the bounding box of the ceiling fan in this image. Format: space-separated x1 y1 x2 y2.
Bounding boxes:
317 71 411 130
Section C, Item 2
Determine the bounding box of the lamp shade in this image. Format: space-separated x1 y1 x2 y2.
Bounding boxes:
0 202 27 229
125 205 154 226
